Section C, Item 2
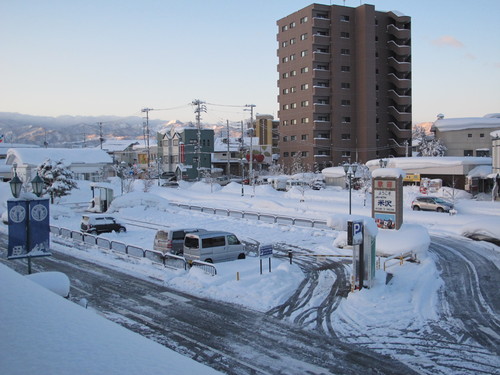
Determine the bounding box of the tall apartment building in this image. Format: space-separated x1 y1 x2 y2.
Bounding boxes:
277 3 411 171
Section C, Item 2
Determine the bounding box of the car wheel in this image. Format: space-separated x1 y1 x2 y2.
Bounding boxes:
89 229 98 235
118 227 126 233
437 207 444 213
238 253 246 260
412 206 420 211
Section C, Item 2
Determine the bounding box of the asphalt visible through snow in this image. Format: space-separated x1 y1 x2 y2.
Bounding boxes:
1 232 499 374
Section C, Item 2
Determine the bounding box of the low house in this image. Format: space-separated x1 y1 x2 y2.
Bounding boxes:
5 148 113 182
431 114 500 157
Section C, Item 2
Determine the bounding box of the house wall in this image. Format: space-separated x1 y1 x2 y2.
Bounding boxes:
435 127 500 157
493 135 500 175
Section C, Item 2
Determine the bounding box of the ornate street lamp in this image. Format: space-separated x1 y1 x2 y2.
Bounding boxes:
343 162 358 215
9 163 23 199
31 173 44 197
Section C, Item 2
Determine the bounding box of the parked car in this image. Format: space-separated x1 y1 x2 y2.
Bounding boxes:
411 196 454 212
183 231 246 264
80 214 126 234
153 228 207 255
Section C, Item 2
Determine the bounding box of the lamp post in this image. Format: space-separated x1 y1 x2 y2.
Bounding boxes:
9 163 22 198
343 162 358 215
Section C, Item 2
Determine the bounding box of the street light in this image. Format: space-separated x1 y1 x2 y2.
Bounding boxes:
343 162 358 215
9 163 22 199
31 173 44 197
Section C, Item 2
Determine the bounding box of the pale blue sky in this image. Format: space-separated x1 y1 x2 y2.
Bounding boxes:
1 0 499 125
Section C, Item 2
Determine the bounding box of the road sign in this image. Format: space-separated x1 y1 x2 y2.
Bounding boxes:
259 244 273 259
348 220 363 246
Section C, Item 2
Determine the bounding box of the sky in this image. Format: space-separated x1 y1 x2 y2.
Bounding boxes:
1 0 499 125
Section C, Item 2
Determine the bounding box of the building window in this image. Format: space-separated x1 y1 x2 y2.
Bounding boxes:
301 100 309 107
464 150 473 156
283 152 289 157
301 134 308 140
341 82 350 89
290 54 296 61
290 21 296 28
341 15 350 22
301 66 309 73
283 88 289 94
301 50 308 57
290 38 296 45
291 119 297 125
291 151 297 157
341 133 351 140
300 33 308 40
317 115 330 121
316 64 328 70
342 116 351 123
283 136 288 142
315 12 329 19
290 70 297 76
282 120 288 126
468 134 472 138
281 25 288 32
340 48 350 55
282 56 288 63
341 99 351 106
301 83 309 90
290 86 296 93
480 133 485 137
341 65 350 72
290 135 297 141
301 118 309 124
282 41 288 47
477 150 490 157
318 150 330 156
282 72 289 79
342 151 351 157
291 103 297 109
301 151 308 157
282 104 289 110
300 16 308 24
340 32 350 38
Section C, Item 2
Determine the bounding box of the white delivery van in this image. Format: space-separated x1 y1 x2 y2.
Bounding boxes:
183 231 246 264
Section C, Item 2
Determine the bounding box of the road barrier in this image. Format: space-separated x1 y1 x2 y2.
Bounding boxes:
383 251 419 271
190 260 217 276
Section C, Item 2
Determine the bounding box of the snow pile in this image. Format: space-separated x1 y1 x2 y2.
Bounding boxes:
0 263 222 375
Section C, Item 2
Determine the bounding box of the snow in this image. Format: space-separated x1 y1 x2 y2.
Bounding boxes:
366 156 491 169
371 167 406 179
1 174 500 372
6 147 113 165
433 116 500 132
25 271 71 297
0 264 222 375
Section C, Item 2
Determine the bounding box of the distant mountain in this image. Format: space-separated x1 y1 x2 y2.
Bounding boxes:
0 112 185 148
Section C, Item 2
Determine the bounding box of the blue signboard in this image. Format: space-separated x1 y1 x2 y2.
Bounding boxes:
28 198 51 256
7 199 29 259
259 244 273 259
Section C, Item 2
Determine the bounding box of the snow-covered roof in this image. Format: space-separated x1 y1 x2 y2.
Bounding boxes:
366 156 491 170
491 130 500 138
6 148 113 166
214 137 259 152
467 165 492 178
98 140 139 152
321 166 346 178
371 168 406 179
432 116 500 132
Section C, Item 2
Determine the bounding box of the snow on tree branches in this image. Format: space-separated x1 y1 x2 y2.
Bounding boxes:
37 159 78 203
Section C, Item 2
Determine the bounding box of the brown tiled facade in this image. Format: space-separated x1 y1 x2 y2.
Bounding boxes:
277 3 411 171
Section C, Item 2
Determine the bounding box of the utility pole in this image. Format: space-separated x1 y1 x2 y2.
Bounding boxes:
245 104 256 196
192 99 206 181
97 122 104 149
226 120 231 176
240 120 245 196
141 108 152 168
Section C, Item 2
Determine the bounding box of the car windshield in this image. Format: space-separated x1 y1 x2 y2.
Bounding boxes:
434 198 451 204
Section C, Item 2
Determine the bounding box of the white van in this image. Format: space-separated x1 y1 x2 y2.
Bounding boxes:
183 231 246 264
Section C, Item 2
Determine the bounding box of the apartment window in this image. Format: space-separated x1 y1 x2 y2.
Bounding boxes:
301 83 309 90
341 15 350 22
316 64 328 70
301 50 308 57
290 135 297 141
300 16 308 24
318 150 330 156
290 38 296 45
301 67 309 73
290 21 296 28
283 88 289 94
341 99 351 106
291 119 297 125
317 133 330 139
290 54 296 61
291 103 297 109
282 104 289 110
282 120 288 126
281 25 288 32
340 32 350 38
282 72 289 79
283 136 288 142
282 41 288 47
468 134 472 138
300 33 308 40
315 12 329 19
290 70 297 76
317 115 330 121
464 150 473 156
301 134 308 140
301 151 308 157
342 151 351 157
301 100 309 107
282 56 288 63
477 150 490 157
301 118 309 124
283 152 289 157
341 82 350 89
341 133 351 140
290 86 296 93
291 151 297 157
342 116 351 123
315 81 329 87
341 66 350 72
341 48 350 55
480 133 485 137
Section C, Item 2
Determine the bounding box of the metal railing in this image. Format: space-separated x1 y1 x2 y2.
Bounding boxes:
49 225 199 273
171 203 329 229
383 251 418 271
190 260 217 276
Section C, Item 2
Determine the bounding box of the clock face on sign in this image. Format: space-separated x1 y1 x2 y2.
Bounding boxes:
9 205 26 223
31 204 48 221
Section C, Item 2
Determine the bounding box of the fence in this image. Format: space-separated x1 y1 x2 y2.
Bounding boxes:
171 203 329 229
48 225 219 274
383 251 419 271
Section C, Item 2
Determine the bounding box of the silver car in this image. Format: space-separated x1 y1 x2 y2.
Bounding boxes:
411 196 454 212
153 228 206 255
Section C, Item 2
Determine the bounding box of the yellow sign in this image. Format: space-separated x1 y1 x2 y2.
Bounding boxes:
403 173 420 182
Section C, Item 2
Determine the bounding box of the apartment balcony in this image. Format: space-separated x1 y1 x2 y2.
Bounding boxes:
313 69 330 80
388 11 411 23
388 122 412 138
389 106 412 122
312 51 330 63
313 34 330 44
388 138 407 156
388 73 411 89
388 56 411 73
313 17 330 29
387 40 411 56
313 120 332 131
388 89 411 106
313 137 331 148
387 24 410 40
312 85 331 96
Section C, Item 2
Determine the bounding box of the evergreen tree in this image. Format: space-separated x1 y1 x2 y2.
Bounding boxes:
412 125 447 156
37 159 78 203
